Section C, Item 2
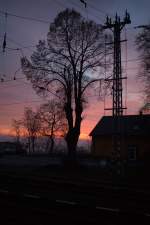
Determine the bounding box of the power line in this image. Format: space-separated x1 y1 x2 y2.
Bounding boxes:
0 10 50 24
69 0 105 22
0 89 140 107
0 83 30 89
0 48 143 78
6 45 36 51
51 0 67 9
87 1 112 17
0 35 37 52
104 57 142 67
0 99 44 107
0 75 62 98
83 2 148 31
52 0 105 23
0 78 27 85
0 63 142 86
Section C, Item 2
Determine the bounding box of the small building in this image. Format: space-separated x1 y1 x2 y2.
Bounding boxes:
89 114 150 161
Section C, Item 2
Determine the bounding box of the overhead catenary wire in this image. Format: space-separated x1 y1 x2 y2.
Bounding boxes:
0 76 63 99
0 21 143 85
0 77 26 84
50 0 67 10
0 99 44 107
0 35 37 51
0 33 142 85
51 0 145 31
0 91 107 107
52 0 105 23
0 7 146 100
0 82 31 89
102 57 144 65
82 1 142 30
69 0 104 22
0 7 148 31
0 8 146 63
87 1 112 17
80 0 87 8
0 4 146 127
2 35 145 63
79 0 89 21
86 1 147 33
0 66 26 84
0 10 50 24
0 93 113 108
0 2 128 27
0 63 143 86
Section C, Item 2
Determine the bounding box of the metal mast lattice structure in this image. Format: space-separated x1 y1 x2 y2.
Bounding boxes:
103 11 131 166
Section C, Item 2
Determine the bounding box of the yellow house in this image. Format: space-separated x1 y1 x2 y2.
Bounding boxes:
89 115 150 161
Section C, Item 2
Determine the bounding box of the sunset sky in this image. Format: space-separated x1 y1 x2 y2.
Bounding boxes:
0 0 149 139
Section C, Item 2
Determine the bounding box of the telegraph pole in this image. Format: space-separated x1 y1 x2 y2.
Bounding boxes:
103 11 131 171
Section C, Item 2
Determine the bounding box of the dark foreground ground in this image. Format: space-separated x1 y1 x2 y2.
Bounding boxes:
1 155 150 225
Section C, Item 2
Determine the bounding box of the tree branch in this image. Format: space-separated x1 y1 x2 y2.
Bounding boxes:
81 78 105 94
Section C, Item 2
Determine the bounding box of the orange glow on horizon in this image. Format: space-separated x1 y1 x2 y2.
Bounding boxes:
0 97 142 141
79 133 91 140
0 128 13 136
0 129 90 140
0 127 91 141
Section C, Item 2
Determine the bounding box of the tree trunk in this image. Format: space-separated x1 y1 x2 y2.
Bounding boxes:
49 137 54 154
45 136 54 155
65 126 80 159
45 138 50 153
31 136 35 153
64 89 83 160
28 137 31 154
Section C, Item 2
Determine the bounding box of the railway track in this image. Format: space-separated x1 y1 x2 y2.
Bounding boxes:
1 165 150 224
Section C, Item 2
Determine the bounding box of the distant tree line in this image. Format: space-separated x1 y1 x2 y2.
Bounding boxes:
12 99 67 154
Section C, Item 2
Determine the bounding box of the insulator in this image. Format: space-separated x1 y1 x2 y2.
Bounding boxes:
115 13 118 22
80 0 87 8
127 13 131 24
106 16 109 24
3 32 7 53
124 10 131 24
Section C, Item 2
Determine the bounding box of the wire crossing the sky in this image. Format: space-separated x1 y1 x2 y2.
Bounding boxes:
0 10 50 24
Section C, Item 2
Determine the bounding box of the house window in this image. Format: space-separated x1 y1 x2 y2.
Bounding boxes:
128 145 137 161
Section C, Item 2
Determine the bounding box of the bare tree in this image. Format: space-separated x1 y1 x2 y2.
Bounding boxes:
38 100 67 154
21 9 106 158
12 119 22 144
136 25 150 101
23 107 41 153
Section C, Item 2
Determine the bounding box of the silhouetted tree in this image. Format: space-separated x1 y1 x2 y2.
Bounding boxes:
12 119 22 144
21 9 106 158
136 25 150 101
23 107 41 153
38 100 67 154
11 119 23 153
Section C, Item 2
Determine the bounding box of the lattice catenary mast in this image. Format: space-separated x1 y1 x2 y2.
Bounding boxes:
103 11 131 165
